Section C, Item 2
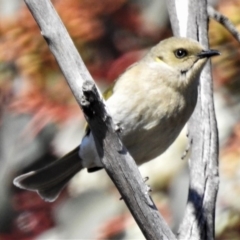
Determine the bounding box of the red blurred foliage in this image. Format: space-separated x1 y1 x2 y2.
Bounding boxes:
0 189 68 240
0 0 166 130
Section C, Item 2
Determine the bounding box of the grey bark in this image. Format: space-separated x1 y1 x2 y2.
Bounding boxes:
167 1 219 240
23 0 176 239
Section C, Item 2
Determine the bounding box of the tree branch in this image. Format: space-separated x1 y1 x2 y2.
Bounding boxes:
167 1 219 240
23 0 176 239
208 6 240 42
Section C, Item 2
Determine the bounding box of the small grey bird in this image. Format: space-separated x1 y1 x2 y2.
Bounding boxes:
13 37 219 202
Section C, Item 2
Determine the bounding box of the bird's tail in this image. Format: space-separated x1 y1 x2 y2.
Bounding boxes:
13 147 82 202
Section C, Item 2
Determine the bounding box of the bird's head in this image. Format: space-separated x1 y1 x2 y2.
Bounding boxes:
146 37 219 89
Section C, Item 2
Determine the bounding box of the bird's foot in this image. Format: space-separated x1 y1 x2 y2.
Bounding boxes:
181 137 193 160
115 123 123 133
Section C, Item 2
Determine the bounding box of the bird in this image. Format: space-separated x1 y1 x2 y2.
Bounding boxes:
13 37 220 202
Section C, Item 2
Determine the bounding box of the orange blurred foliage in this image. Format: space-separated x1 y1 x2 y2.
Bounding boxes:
209 0 240 90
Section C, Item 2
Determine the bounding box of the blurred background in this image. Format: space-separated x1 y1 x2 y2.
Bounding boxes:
0 0 240 239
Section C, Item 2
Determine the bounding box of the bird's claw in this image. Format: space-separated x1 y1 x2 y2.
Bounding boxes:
181 137 193 160
143 176 149 182
115 123 123 133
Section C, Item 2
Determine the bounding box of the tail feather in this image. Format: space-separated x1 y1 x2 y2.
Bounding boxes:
13 147 82 202
37 173 77 202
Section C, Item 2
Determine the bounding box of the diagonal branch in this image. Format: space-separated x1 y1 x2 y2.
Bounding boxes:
23 0 176 239
208 6 240 42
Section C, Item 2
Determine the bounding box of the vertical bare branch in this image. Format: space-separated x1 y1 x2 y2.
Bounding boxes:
167 1 219 239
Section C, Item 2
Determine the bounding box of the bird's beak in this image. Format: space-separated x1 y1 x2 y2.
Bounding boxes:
197 49 220 59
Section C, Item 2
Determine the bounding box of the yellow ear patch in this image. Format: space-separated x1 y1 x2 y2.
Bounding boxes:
155 57 163 63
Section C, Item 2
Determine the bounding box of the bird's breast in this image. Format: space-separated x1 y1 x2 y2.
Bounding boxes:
107 85 196 165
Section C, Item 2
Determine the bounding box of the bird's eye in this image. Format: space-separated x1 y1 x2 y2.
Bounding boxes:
174 48 188 59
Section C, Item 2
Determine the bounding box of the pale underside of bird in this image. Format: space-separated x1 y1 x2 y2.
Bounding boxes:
13 37 220 202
